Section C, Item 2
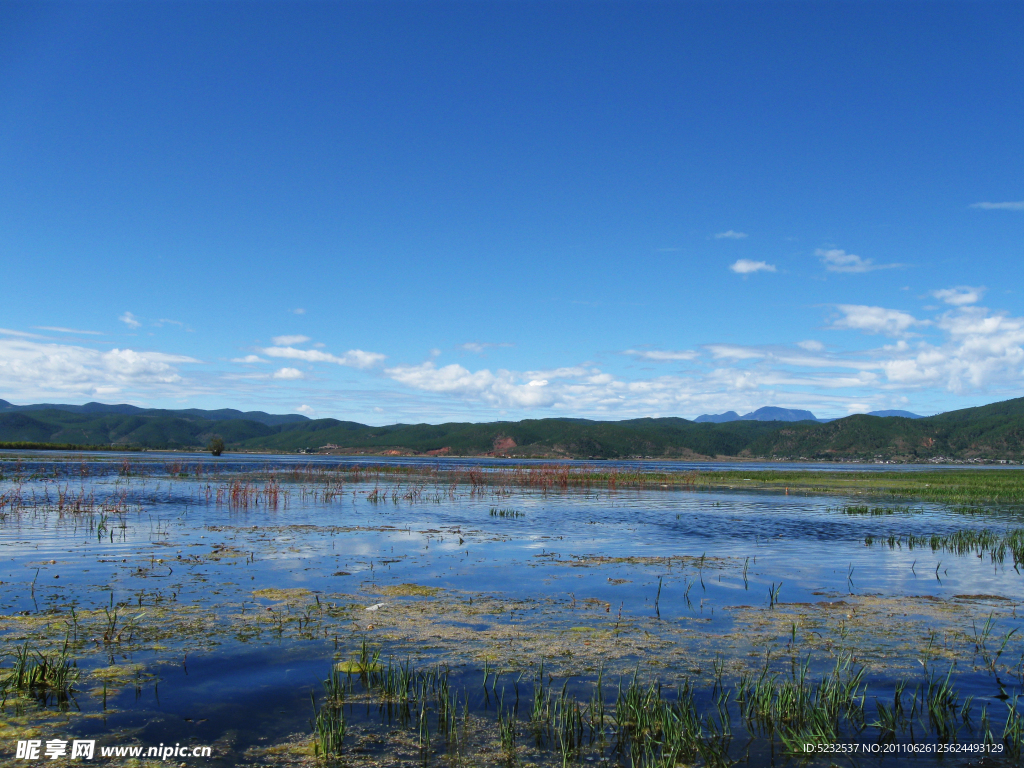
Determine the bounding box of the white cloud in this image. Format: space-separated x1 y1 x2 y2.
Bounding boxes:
813 303 1024 395
816 248 902 274
937 306 1024 341
729 259 776 275
33 326 102 335
13 293 1024 423
119 312 141 329
832 305 921 337
272 335 311 346
296 404 316 416
383 357 877 416
262 345 386 369
624 349 699 362
209 295 1024 420
362 299 1024 417
931 286 985 306
0 338 200 399
970 201 1024 211
715 230 748 239
386 362 557 408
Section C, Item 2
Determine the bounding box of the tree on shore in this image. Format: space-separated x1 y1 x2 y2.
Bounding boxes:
208 435 225 456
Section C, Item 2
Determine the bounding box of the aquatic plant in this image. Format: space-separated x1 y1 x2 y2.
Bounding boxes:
1005 696 1024 758
736 653 867 751
841 504 914 515
310 691 346 758
490 507 524 518
1 638 78 708
497 704 517 762
866 526 1024 567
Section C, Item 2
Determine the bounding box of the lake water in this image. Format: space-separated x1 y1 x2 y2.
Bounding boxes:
2 454 1023 766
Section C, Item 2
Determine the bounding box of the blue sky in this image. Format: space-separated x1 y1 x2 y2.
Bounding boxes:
1 1 1022 423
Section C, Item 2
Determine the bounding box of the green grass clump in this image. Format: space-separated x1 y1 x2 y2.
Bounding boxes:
490 507 524 518
866 527 1024 566
310 692 346 758
1 639 79 708
842 504 914 515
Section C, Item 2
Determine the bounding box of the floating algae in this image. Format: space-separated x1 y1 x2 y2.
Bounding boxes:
376 583 441 597
252 588 313 602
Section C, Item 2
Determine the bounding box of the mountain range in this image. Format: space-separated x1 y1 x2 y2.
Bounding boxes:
0 397 1019 462
694 406 922 423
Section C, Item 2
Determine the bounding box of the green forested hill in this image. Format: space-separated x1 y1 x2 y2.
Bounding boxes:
0 409 276 449
230 416 788 458
2 396 1024 461
747 398 1024 460
0 399 307 426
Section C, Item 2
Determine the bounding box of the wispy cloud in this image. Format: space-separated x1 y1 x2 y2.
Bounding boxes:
715 230 748 239
931 286 985 306
154 318 188 330
262 345 386 369
816 248 902 274
272 335 311 346
231 355 266 363
460 341 514 354
705 345 765 360
272 367 304 380
729 259 776 275
0 328 46 339
624 349 699 361
33 326 103 335
797 340 824 352
119 312 141 329
970 201 1024 211
291 308 307 314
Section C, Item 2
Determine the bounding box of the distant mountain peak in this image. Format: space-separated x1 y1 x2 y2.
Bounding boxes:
695 406 818 423
694 411 740 423
741 406 819 422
